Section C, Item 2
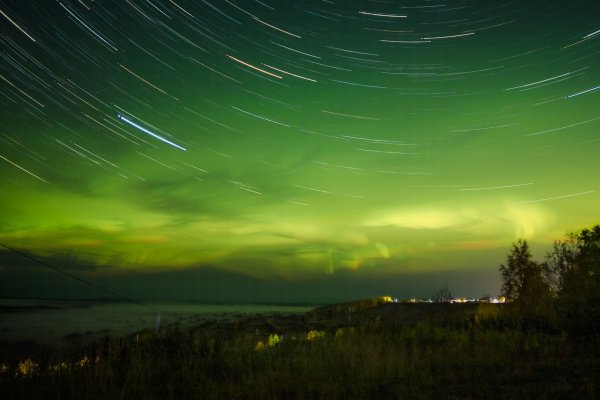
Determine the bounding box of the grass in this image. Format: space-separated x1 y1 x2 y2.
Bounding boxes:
1 303 599 399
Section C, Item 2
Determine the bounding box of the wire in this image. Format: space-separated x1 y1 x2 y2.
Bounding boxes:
0 242 180 319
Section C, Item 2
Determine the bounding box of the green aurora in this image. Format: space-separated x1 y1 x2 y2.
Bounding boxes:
1 0 599 302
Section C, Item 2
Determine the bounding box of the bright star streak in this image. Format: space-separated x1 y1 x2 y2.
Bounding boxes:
422 32 475 40
526 115 600 136
117 114 187 151
504 68 587 91
58 2 118 52
583 28 600 39
358 11 406 18
231 106 290 127
0 154 48 183
460 183 534 191
253 17 301 38
565 85 600 99
262 64 317 82
0 8 36 42
226 55 283 79
514 191 594 205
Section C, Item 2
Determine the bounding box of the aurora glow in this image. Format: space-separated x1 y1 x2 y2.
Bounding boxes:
1 0 599 303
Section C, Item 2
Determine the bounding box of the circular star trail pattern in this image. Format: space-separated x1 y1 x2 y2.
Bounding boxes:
0 0 599 301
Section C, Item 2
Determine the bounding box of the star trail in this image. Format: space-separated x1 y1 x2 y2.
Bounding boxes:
0 0 599 302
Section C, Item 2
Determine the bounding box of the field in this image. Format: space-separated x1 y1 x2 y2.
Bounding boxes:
1 301 599 399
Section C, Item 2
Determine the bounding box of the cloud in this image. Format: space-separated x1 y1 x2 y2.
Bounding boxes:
364 209 462 230
362 201 552 241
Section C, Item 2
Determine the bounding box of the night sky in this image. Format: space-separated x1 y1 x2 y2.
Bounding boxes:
1 0 599 303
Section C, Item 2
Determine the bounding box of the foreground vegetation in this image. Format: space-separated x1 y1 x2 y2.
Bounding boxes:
1 302 599 400
499 225 600 334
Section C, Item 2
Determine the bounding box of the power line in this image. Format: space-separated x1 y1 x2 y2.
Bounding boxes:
0 242 178 319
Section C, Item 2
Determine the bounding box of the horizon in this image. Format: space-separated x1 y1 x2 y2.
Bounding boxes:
0 291 500 311
1 1 599 303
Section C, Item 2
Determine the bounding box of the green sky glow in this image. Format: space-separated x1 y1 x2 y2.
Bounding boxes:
1 0 599 302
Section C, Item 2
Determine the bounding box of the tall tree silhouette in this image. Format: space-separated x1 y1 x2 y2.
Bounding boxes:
559 225 600 333
500 239 552 326
542 232 579 297
500 239 536 302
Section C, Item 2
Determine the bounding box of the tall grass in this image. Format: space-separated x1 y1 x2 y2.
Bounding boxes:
1 308 599 399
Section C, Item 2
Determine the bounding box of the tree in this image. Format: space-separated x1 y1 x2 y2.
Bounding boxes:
499 226 600 333
541 232 579 296
499 239 537 302
576 225 600 272
500 239 552 326
558 225 600 333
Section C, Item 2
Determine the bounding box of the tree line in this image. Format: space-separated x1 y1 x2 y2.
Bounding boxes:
499 224 600 333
